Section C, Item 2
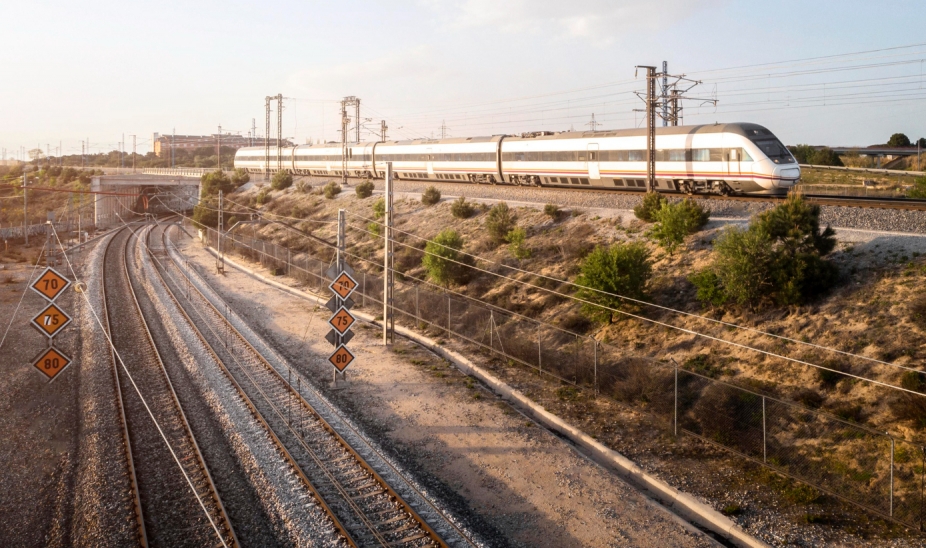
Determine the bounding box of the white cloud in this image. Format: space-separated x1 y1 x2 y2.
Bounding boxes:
422 0 723 44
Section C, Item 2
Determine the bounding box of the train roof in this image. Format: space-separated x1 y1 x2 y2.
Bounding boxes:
234 123 777 154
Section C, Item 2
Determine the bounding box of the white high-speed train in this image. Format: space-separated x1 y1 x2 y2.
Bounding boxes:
235 122 799 195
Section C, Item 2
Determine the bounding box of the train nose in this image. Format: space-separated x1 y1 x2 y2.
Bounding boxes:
777 166 800 185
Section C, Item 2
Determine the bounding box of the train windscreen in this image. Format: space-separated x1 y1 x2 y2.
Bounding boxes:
751 139 795 164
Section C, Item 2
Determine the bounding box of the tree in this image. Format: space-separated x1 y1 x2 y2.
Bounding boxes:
485 202 515 243
450 196 475 218
271 170 293 190
633 191 667 222
648 199 710 252
787 145 843 166
575 242 652 323
201 170 234 197
231 168 250 186
691 193 839 309
918 137 926 148
422 229 473 286
506 227 531 259
421 186 441 205
355 180 374 198
373 197 385 219
887 133 911 147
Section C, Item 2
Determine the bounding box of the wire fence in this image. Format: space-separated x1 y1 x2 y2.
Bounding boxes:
192 219 926 530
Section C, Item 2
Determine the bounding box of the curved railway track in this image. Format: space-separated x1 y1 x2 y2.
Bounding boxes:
102 226 238 547
145 221 464 547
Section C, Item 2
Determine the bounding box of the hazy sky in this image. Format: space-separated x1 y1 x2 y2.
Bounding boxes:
3 0 926 157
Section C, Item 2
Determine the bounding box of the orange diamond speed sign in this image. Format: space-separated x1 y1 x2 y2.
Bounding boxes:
32 347 72 381
328 307 355 335
328 345 355 372
31 268 71 301
329 272 357 300
31 303 72 338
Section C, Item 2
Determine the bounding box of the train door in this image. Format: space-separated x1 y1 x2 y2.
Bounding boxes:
726 147 742 178
587 144 600 181
426 148 434 177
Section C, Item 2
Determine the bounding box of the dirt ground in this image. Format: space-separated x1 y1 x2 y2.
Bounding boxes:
0 262 80 545
175 232 719 548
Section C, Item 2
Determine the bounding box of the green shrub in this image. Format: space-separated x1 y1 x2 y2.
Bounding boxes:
355 180 375 198
544 203 560 219
891 370 926 427
422 229 473 286
788 145 842 166
295 180 311 193
633 191 667 222
506 227 531 259
368 222 381 236
485 202 515 243
450 196 475 219
271 170 293 190
255 188 271 205
373 197 385 219
648 198 710 252
323 181 341 199
421 186 441 205
200 170 234 197
909 176 926 199
575 242 652 323
231 168 250 186
692 193 838 309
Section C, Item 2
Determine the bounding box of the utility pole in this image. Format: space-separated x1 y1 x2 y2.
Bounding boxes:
131 135 136 173
383 162 394 345
586 113 599 131
662 61 669 127
355 98 361 143
439 120 449 139
265 96 271 180
217 125 222 171
251 118 256 146
22 173 27 245
276 93 283 174
81 141 85 168
380 120 388 142
121 134 124 169
636 65 657 192
172 128 175 168
635 64 714 190
340 96 360 186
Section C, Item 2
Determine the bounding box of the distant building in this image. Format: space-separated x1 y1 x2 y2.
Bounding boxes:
152 133 293 157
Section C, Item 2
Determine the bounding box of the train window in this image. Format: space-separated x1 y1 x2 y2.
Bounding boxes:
577 152 587 161
709 148 724 161
691 149 709 162
741 148 753 161
525 152 538 161
667 149 686 161
627 150 644 161
542 151 554 161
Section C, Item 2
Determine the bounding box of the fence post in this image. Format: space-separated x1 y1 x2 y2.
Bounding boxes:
762 396 767 464
593 340 598 395
890 437 895 517
674 363 678 437
537 322 542 376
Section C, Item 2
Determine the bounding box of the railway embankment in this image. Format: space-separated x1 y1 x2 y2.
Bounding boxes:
200 176 926 545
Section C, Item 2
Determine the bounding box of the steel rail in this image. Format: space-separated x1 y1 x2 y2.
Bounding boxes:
99 229 148 548
154 223 449 547
102 226 237 547
141 222 359 547
119 226 240 547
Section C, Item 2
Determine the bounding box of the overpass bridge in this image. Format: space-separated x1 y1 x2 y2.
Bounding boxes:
91 174 200 228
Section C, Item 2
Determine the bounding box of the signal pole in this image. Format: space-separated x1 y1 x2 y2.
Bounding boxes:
380 120 388 142
662 61 669 127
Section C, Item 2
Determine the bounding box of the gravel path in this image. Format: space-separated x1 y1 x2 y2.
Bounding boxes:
174 228 721 548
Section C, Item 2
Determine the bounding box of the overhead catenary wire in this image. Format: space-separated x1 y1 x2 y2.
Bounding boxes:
48 222 230 547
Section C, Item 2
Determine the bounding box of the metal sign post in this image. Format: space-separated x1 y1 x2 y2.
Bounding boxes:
28 267 73 382
326 209 357 387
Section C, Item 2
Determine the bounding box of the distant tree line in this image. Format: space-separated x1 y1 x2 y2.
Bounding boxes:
45 145 239 170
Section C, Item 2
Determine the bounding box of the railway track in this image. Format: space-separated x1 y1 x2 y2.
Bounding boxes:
145 221 464 547
102 227 238 547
